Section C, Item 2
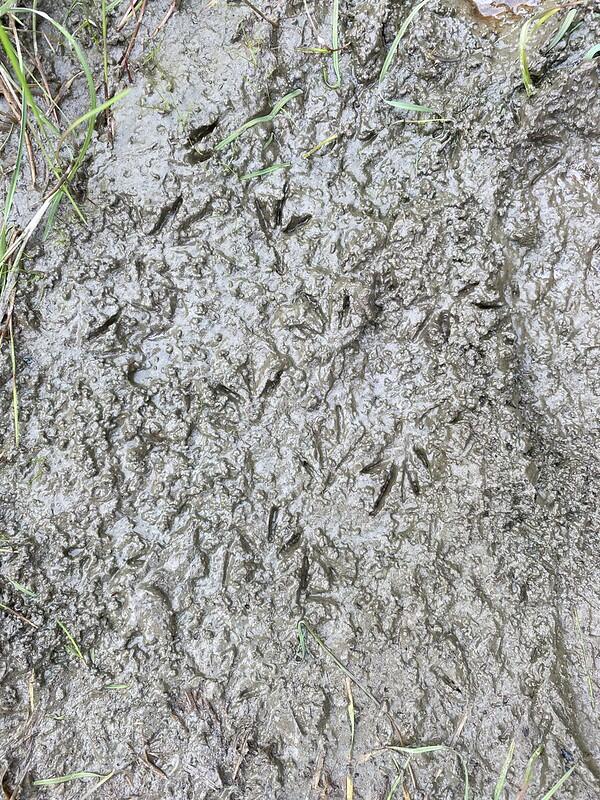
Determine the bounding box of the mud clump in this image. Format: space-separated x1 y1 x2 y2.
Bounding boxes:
1 1 599 798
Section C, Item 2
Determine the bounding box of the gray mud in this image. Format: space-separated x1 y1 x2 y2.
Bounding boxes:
1 1 600 797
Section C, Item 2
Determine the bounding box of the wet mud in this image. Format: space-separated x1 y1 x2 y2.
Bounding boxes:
1 0 600 797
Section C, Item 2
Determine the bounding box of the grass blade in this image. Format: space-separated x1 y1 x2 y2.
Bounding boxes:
517 746 543 800
547 8 578 50
241 162 290 180
56 619 85 665
385 99 435 113
33 771 105 787
8 578 35 597
494 739 515 800
297 619 380 706
583 43 600 61
303 132 338 158
322 0 341 89
540 767 575 799
215 89 302 151
379 0 433 83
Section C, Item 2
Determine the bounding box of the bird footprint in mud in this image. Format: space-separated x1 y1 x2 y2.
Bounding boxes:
364 447 431 515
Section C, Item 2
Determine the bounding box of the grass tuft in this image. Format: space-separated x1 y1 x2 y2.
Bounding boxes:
0 3 127 445
519 8 560 96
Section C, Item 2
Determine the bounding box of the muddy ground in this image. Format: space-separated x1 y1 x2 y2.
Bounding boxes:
1 0 599 797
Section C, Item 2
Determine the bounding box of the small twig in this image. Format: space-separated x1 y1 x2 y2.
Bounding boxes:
240 0 276 27
119 0 148 78
0 601 38 629
137 751 167 780
152 0 180 36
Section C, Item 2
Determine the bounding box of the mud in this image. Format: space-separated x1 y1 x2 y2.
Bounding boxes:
1 1 600 798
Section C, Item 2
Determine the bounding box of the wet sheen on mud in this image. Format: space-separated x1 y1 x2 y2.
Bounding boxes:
1 1 599 798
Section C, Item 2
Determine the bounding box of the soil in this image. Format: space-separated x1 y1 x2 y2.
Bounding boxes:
1 1 599 798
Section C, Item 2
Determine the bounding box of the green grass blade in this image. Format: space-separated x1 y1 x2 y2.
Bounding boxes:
215 89 302 151
519 18 534 96
386 771 404 800
583 43 600 61
57 88 129 146
33 771 104 787
547 8 578 50
379 0 433 83
517 746 543 799
540 767 575 800
322 0 341 89
0 23 48 130
303 132 338 158
8 578 36 597
385 99 435 113
494 739 515 800
296 619 380 706
56 619 85 664
241 162 290 180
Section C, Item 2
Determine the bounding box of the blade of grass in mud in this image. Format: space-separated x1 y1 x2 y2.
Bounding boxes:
379 0 433 83
547 8 578 50
80 772 116 799
519 8 560 96
494 739 515 800
33 771 106 787
303 132 338 158
385 769 405 800
241 162 290 180
583 43 600 61
385 99 436 113
516 746 542 800
8 578 36 597
8 7 99 209
540 767 575 799
57 89 129 148
56 619 85 664
215 89 302 151
322 0 341 89
296 620 380 706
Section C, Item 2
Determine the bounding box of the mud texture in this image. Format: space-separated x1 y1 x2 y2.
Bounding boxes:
1 1 600 798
